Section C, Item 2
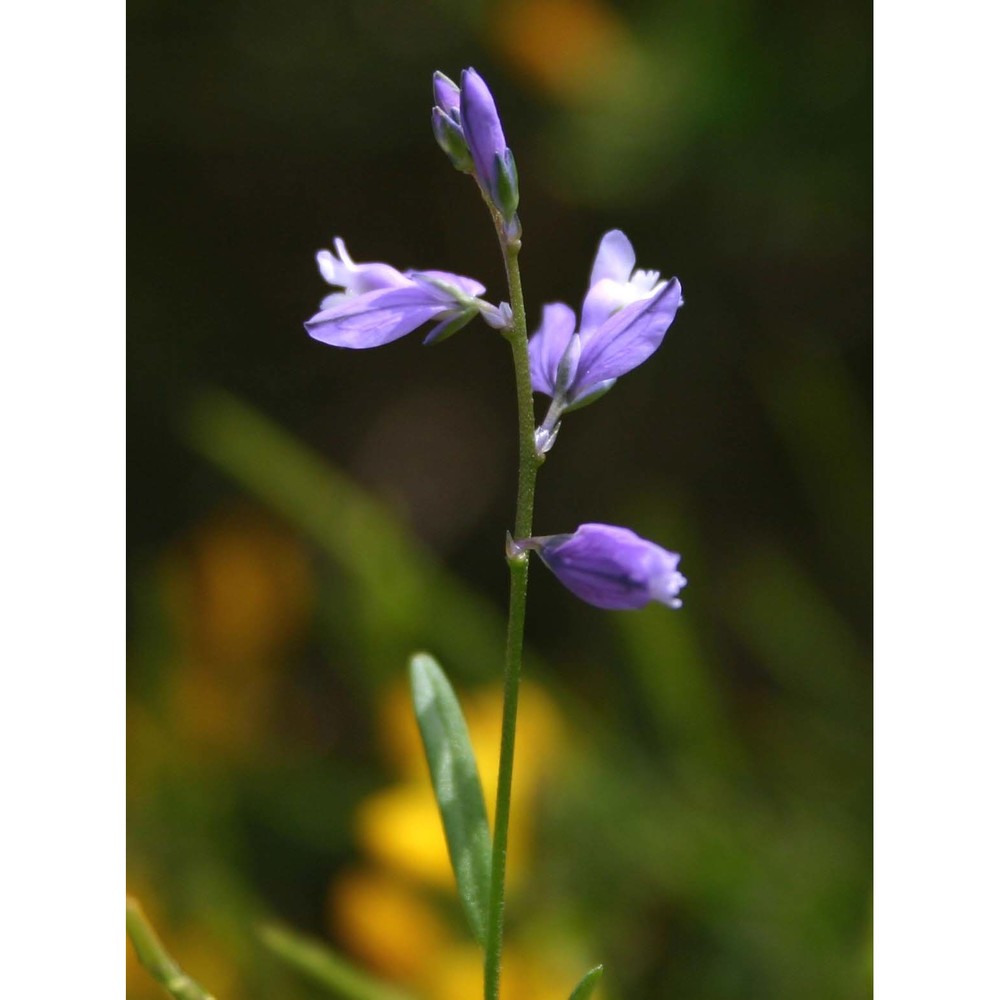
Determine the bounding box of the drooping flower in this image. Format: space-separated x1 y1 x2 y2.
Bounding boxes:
528 230 682 406
432 68 519 229
520 523 687 611
305 238 506 349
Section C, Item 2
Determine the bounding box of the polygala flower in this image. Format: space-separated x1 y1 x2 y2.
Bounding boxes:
433 68 519 229
528 229 682 408
305 238 506 349
519 523 687 610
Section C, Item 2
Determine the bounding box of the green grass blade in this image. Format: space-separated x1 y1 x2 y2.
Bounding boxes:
568 964 604 999
260 923 417 1000
409 652 492 946
186 389 506 684
126 897 216 1000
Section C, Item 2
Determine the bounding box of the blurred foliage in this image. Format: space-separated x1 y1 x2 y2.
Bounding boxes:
129 0 871 997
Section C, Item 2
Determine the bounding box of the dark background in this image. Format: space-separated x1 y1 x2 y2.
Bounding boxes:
129 0 872 997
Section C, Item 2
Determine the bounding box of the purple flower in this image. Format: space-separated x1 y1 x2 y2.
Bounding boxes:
305 238 502 349
528 230 682 405
524 523 687 611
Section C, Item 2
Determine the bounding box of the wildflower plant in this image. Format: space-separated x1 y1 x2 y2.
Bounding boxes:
129 66 686 1000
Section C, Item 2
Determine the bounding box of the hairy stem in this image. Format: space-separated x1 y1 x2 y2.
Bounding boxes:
483 234 539 1000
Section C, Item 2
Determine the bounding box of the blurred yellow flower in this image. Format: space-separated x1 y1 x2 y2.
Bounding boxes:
158 507 313 753
165 506 312 665
492 0 639 104
355 783 455 890
425 940 572 1000
329 868 452 982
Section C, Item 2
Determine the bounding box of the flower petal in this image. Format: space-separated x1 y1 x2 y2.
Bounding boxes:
317 239 410 295
580 276 632 334
432 70 461 118
348 263 412 295
320 290 349 311
305 286 445 349
589 230 636 287
411 270 487 299
528 302 577 396
572 278 682 397
316 249 343 286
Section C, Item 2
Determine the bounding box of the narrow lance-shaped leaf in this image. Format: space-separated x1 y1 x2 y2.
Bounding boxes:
409 651 492 945
260 923 416 1000
568 964 604 1000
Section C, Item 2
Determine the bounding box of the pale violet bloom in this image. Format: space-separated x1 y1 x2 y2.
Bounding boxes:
528 230 682 454
519 523 687 611
529 230 682 404
305 238 507 349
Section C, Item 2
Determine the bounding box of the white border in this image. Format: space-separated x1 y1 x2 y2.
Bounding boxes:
3 0 999 994
1 0 124 991
875 0 1000 994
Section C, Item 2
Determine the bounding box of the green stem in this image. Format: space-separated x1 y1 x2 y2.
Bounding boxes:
483 234 540 1000
126 897 216 1000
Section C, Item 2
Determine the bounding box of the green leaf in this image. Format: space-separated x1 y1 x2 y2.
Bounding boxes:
568 964 604 1000
260 923 416 1000
126 897 216 1000
409 651 492 946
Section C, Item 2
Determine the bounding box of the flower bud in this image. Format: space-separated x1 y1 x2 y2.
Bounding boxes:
459 68 519 224
432 71 461 119
533 423 561 457
528 523 687 610
431 107 473 173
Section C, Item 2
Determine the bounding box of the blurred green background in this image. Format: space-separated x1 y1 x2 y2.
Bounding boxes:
128 0 871 997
